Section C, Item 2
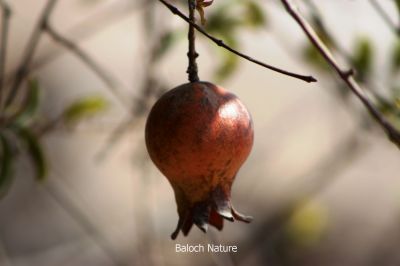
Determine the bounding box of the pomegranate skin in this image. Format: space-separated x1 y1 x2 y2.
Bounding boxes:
145 81 254 239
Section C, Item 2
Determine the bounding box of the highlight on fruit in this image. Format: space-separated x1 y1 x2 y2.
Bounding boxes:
145 81 254 239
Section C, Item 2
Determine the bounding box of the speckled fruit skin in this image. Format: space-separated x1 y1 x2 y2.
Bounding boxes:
145 81 254 239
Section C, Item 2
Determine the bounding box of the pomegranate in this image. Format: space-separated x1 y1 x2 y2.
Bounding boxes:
145 81 254 239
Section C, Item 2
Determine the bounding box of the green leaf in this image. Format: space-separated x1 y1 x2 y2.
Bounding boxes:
303 44 330 71
391 40 400 73
16 128 47 181
214 52 239 82
63 95 108 124
153 30 184 61
206 8 241 35
351 38 374 82
243 1 266 27
0 132 14 198
12 79 41 126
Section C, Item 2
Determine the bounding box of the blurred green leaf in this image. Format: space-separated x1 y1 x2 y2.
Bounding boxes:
0 133 14 198
63 95 108 124
12 79 40 126
391 40 400 73
214 52 239 82
154 30 184 61
285 200 328 248
243 1 266 27
206 8 241 35
396 0 400 15
303 44 330 71
16 128 47 181
351 38 374 82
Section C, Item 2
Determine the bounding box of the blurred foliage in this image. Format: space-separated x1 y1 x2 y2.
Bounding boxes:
158 0 267 82
285 199 328 248
391 40 400 73
0 79 108 198
396 0 400 16
205 0 267 81
351 38 374 82
63 95 108 125
16 127 47 181
0 133 13 198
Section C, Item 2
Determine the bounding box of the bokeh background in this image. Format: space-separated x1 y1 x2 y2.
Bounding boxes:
1 0 400 265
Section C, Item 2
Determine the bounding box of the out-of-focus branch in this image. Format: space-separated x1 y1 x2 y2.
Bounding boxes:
4 0 59 107
0 0 11 111
158 0 317 83
369 0 400 37
43 178 123 266
43 23 130 108
280 0 400 149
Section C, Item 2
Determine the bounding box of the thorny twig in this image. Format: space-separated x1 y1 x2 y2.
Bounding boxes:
0 0 10 112
158 0 317 83
369 0 400 37
280 0 400 149
4 0 59 107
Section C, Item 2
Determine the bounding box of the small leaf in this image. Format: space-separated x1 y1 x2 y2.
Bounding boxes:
63 95 108 124
351 38 374 82
0 133 14 198
16 128 47 181
391 40 400 73
12 79 41 126
243 1 266 27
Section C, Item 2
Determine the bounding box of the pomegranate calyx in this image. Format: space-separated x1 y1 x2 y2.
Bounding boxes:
170 185 252 240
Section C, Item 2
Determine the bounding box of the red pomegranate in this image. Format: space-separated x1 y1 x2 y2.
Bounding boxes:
145 81 254 239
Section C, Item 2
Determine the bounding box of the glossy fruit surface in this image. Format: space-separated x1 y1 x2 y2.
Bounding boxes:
145 81 254 239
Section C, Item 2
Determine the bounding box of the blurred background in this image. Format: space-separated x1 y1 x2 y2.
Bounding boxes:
0 0 400 265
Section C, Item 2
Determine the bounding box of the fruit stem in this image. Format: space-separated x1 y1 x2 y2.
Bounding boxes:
187 0 200 83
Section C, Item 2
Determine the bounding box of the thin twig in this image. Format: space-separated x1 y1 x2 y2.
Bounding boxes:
43 23 130 108
187 0 199 82
369 0 400 37
0 0 11 111
280 0 400 149
5 0 59 107
158 0 317 83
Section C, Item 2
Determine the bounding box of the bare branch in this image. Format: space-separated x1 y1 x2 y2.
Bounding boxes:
187 0 200 82
44 23 130 108
0 0 11 111
369 0 400 37
158 0 317 83
280 0 400 149
5 0 59 107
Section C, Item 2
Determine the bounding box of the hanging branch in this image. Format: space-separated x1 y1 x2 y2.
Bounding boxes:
368 0 400 37
5 0 59 107
280 0 400 149
187 0 199 82
158 0 317 83
0 0 11 111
